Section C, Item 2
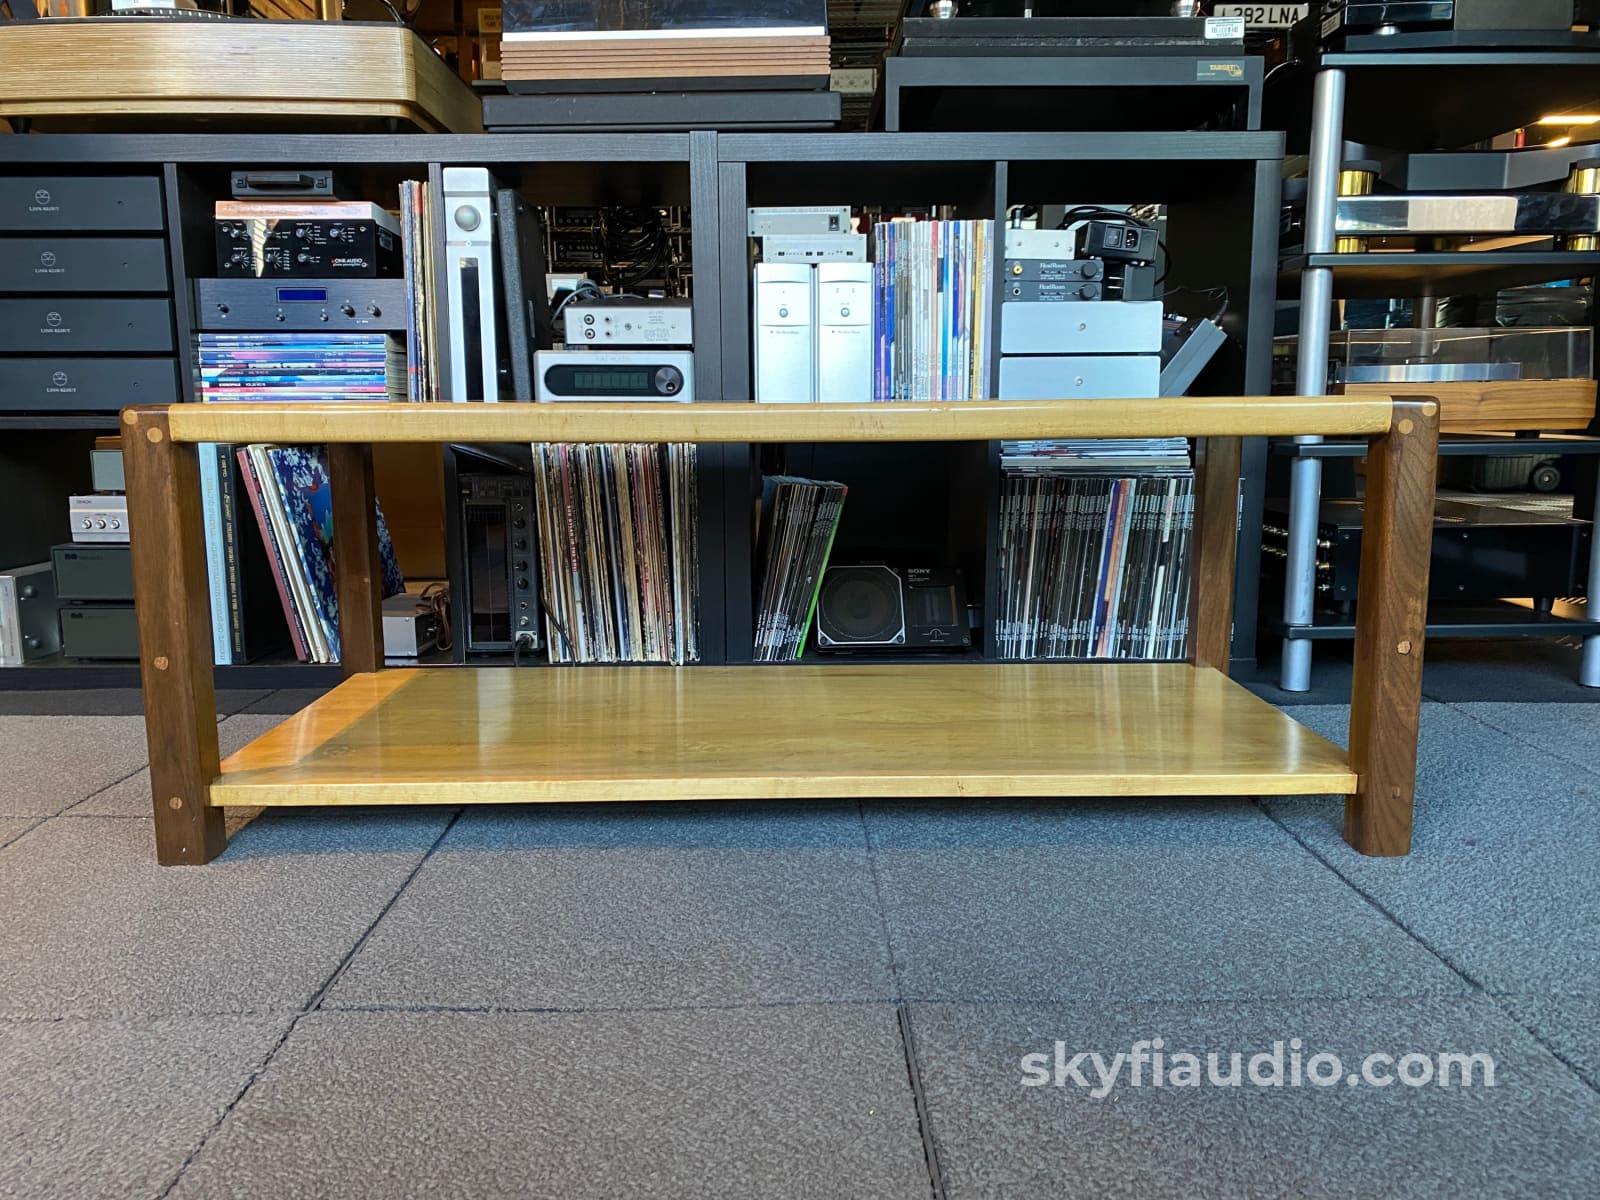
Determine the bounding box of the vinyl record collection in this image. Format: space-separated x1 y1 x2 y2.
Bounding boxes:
197 333 406 403
234 445 406 665
198 444 290 666
872 218 993 400
753 476 848 662
995 440 1194 661
531 443 700 665
399 179 440 403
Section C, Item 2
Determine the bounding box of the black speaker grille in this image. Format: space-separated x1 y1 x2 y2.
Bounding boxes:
817 566 905 647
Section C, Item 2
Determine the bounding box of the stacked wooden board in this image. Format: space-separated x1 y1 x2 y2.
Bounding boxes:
0 20 483 133
500 32 831 86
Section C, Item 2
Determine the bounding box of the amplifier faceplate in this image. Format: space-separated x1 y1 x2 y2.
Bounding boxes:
0 299 174 354
534 349 694 403
0 177 165 233
0 238 170 293
195 279 409 331
0 358 180 411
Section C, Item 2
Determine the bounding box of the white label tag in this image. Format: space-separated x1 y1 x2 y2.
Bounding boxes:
1213 5 1306 28
1204 16 1247 39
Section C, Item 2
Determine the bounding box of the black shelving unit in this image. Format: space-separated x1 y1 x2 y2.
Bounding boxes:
0 127 1284 686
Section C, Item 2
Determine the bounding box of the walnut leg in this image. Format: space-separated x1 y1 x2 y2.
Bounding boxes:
328 442 385 677
1189 436 1241 673
1346 397 1439 856
122 408 226 866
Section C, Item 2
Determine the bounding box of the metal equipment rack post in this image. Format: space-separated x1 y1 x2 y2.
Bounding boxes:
1278 49 1600 691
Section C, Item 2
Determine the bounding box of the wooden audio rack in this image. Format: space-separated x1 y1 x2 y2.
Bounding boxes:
121 395 1438 865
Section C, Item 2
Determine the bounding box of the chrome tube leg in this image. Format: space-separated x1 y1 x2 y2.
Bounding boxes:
1281 66 1346 693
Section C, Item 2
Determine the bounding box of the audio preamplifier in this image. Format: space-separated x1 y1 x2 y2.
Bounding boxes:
195 279 408 331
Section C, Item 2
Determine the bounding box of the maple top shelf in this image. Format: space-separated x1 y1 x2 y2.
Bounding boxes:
150 395 1400 447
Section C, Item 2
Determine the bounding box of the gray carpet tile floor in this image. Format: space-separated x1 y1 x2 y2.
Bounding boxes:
166 1007 932 1200
69 713 289 818
909 997 1600 1200
0 1016 290 1200
1495 994 1600 1091
0 682 1596 1198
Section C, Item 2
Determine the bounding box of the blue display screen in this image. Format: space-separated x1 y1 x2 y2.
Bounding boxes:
276 287 328 302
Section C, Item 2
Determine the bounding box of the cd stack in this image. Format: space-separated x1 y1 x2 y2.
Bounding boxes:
994 439 1194 661
871 218 994 400
530 443 700 665
197 333 406 403
753 475 848 661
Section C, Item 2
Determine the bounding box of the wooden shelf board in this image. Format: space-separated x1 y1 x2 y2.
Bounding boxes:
157 396 1395 446
209 664 1357 807
0 20 483 134
1342 379 1595 433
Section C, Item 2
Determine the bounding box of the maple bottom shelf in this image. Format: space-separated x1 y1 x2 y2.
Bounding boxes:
209 664 1356 808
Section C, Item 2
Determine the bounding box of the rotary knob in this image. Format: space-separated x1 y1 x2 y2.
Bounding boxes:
341 303 356 317
655 366 683 395
454 206 481 232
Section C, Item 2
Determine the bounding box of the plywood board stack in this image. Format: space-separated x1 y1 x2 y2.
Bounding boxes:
500 32 830 84
500 0 829 88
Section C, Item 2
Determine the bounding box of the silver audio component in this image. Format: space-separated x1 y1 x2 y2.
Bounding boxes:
1004 228 1081 260
534 349 694 403
442 167 501 402
563 298 693 347
0 563 59 667
746 206 852 238
1000 300 1163 355
814 263 872 403
998 355 1160 400
753 262 815 404
68 495 129 543
760 233 868 263
1335 192 1600 236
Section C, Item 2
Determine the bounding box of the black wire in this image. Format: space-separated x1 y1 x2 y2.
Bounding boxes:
604 207 669 288
1055 205 1157 231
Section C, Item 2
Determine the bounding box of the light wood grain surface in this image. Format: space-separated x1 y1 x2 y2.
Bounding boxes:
162 396 1395 445
1345 378 1595 433
210 664 1357 806
0 21 482 133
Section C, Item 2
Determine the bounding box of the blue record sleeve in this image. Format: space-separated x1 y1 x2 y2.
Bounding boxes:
264 446 406 663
